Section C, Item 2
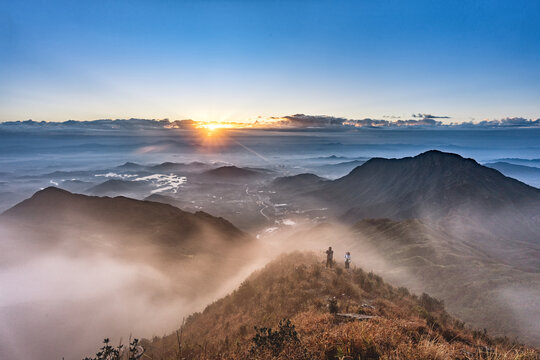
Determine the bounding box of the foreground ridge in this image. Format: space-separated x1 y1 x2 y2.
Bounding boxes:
140 252 538 360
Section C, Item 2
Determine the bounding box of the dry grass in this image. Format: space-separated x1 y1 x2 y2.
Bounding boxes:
142 252 538 360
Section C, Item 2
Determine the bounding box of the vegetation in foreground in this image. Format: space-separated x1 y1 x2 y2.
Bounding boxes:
88 252 539 359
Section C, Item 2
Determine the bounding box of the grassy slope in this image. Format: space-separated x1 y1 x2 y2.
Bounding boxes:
350 219 540 345
143 252 538 360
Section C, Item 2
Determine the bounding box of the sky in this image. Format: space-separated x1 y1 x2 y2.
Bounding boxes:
1 0 540 123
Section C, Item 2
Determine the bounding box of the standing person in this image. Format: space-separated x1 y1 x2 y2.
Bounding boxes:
345 251 351 269
326 246 334 268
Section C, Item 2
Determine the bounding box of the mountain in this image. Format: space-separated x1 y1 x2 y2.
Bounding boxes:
115 161 147 171
141 252 538 359
85 179 149 196
300 151 540 251
493 158 540 168
313 150 539 219
1 187 251 268
270 173 329 194
0 188 254 360
484 162 540 175
484 162 540 188
201 166 268 182
115 161 215 174
150 161 213 173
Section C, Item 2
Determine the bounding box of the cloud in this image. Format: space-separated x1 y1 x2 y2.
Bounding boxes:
1 115 539 131
165 119 197 129
273 114 540 129
278 114 348 128
0 118 171 131
457 117 540 128
412 113 450 119
274 115 443 128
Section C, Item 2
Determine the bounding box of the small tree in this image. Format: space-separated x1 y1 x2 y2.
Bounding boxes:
83 338 122 360
328 297 339 314
250 319 299 356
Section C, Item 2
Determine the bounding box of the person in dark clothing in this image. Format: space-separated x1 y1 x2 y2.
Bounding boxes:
344 251 351 269
326 246 334 268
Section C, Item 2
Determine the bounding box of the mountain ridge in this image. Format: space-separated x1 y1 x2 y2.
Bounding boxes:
141 252 539 359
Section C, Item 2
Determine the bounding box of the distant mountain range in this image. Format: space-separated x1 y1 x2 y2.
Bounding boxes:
484 162 540 188
115 161 219 174
85 179 149 196
310 159 366 178
491 158 540 167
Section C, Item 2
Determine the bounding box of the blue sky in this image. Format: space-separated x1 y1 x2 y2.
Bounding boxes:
1 0 539 123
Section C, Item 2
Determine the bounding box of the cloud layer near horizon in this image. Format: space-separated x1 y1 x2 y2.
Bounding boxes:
1 115 539 131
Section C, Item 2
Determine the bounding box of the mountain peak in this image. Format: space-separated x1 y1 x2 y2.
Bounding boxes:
2 188 249 245
415 149 459 158
309 150 540 224
32 186 72 198
413 150 477 165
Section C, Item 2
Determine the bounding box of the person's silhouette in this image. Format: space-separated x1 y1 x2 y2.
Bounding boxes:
326 246 334 268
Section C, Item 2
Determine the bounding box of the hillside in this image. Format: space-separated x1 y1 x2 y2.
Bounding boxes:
201 166 267 181
2 187 247 246
1 187 252 286
293 150 540 269
279 219 540 346
270 173 329 193
150 161 214 173
351 219 540 344
0 188 257 360
85 179 149 196
142 252 538 360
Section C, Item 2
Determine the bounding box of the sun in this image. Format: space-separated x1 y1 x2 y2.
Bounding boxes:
197 122 236 137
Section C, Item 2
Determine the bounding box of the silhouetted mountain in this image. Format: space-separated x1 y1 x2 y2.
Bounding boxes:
202 166 267 180
485 161 540 175
271 173 328 193
150 161 213 173
85 179 149 196
115 161 147 171
493 158 540 167
304 151 540 232
142 252 538 358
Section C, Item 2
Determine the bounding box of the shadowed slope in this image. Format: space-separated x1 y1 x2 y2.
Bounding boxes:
2 187 247 247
